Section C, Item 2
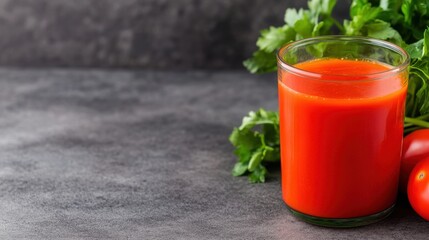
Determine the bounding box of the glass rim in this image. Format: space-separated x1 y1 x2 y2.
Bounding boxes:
276 35 410 81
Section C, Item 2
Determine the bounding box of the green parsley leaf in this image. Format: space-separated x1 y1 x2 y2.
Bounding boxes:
405 39 424 59
243 0 341 74
365 20 400 40
344 0 382 36
308 0 337 17
232 162 248 177
401 0 413 25
229 127 259 149
404 29 429 122
256 26 295 53
229 109 279 183
379 0 402 11
248 165 267 183
248 148 264 171
294 16 314 39
285 8 305 27
243 50 277 74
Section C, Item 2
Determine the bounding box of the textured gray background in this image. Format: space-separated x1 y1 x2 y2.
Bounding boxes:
0 68 426 239
0 0 350 69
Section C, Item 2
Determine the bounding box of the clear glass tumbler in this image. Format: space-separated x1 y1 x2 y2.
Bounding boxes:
277 36 409 227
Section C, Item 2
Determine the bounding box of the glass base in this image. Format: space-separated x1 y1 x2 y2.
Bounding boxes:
286 204 395 228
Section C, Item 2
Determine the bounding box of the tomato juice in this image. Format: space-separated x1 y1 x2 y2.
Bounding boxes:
278 58 407 219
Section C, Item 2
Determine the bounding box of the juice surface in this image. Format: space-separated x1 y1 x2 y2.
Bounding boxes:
278 58 407 218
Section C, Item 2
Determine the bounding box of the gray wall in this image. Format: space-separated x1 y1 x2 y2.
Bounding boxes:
0 0 350 69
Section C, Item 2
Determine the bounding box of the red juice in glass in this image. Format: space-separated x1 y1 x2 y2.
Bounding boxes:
277 36 409 227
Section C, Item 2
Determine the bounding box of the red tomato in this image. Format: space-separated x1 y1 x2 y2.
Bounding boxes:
408 157 429 221
400 129 429 193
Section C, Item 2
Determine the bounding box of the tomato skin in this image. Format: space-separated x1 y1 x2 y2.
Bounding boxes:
400 129 429 193
408 157 429 221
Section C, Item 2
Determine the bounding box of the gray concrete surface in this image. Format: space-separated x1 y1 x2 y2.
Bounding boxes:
0 68 426 239
0 0 350 69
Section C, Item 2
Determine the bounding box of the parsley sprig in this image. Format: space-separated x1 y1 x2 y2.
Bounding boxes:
229 109 279 183
232 0 429 182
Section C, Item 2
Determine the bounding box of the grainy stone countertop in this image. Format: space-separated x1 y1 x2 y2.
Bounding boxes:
0 68 426 239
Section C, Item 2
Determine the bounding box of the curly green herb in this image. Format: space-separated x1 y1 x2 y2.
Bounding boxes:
232 0 429 182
